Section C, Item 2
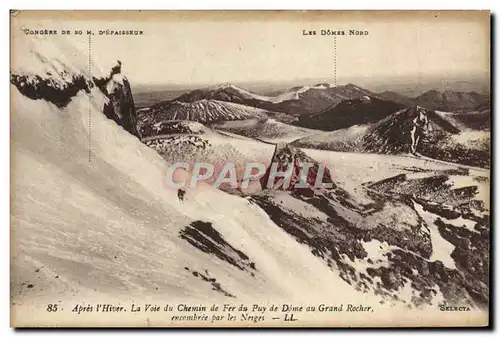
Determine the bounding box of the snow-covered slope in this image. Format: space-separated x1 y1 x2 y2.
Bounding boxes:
173 83 297 104
11 81 372 314
213 118 322 143
207 83 294 104
143 99 268 124
142 124 276 182
10 31 139 136
252 145 489 313
137 116 276 171
11 33 375 326
434 110 490 131
11 31 112 83
11 84 490 326
292 124 370 151
293 106 490 168
10 28 489 327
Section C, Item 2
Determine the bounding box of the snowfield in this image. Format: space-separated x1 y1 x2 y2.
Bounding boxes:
12 81 489 326
11 86 375 318
214 118 322 143
10 26 490 327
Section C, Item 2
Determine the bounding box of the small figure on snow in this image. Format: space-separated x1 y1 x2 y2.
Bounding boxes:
177 188 186 202
410 107 432 155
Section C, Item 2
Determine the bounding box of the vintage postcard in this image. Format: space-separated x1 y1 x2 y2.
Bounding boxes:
10 10 491 327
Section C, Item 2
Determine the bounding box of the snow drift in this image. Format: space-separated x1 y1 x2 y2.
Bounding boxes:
10 31 369 318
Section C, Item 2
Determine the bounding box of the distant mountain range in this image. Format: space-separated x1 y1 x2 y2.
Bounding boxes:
137 83 492 129
378 89 490 112
173 83 387 116
293 106 490 168
413 90 490 112
142 82 489 122
135 82 490 167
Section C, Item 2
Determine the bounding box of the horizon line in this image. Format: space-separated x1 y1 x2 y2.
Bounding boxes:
130 72 490 89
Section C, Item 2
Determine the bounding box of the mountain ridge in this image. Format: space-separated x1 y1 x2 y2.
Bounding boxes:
413 89 489 112
170 82 386 116
141 99 270 125
293 106 490 168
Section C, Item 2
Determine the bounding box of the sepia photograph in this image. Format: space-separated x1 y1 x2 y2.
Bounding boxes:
9 10 491 327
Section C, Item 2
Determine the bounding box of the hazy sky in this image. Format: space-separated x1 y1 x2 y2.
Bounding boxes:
14 11 490 86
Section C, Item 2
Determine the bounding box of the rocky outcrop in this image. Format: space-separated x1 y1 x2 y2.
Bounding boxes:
93 61 139 137
251 190 435 306
364 171 490 308
260 143 334 196
11 60 139 138
180 221 256 276
10 73 92 108
253 167 488 309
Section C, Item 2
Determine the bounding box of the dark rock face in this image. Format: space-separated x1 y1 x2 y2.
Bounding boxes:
180 221 256 276
251 191 434 304
10 73 92 108
11 61 139 138
260 143 334 196
253 165 488 309
94 61 139 137
435 217 489 307
365 172 490 308
102 77 138 137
